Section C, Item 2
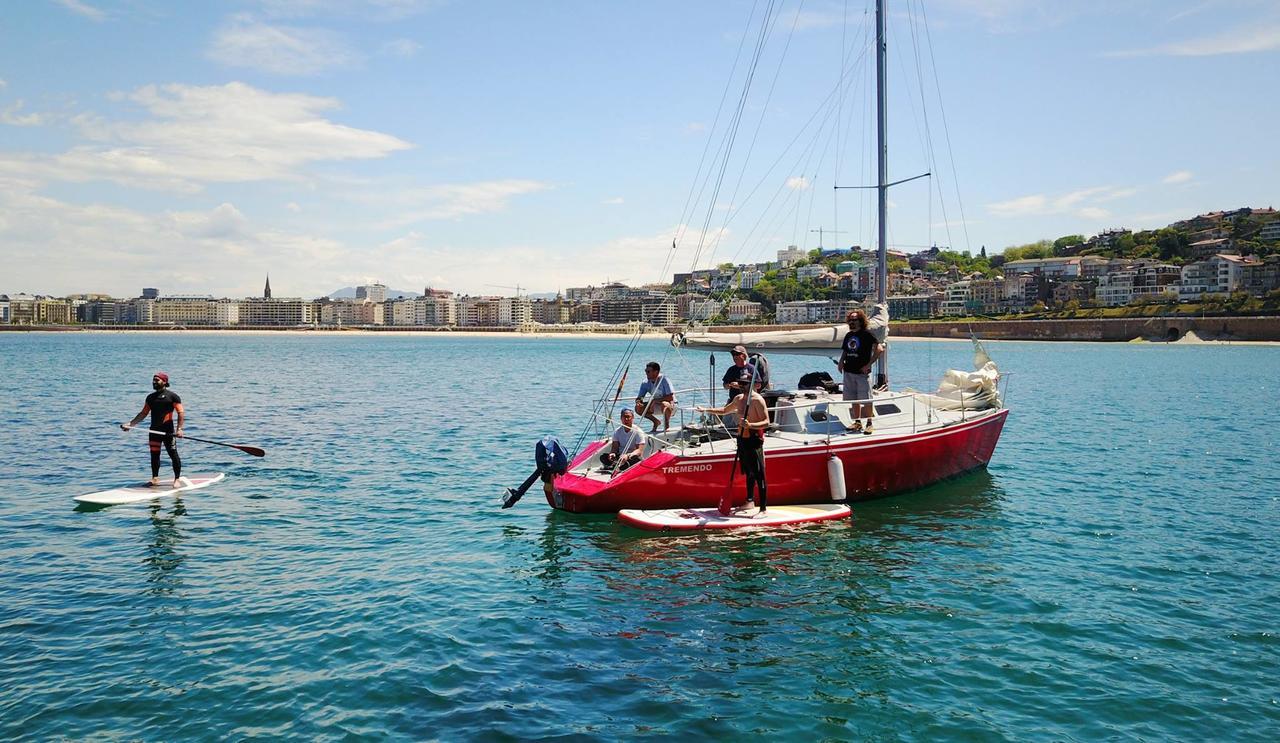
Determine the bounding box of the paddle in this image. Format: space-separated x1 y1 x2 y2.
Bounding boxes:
124 426 266 458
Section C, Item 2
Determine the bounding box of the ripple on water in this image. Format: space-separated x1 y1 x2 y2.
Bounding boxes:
0 335 1278 739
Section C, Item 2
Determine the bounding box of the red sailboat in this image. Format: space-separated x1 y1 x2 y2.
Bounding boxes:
526 0 1009 515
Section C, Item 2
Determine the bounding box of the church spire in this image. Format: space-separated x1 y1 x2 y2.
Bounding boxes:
264 274 272 299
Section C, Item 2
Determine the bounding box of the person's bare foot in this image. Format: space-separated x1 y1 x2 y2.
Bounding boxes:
148 477 160 487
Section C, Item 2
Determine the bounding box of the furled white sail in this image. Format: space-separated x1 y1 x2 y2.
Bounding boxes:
910 361 1001 411
674 303 889 356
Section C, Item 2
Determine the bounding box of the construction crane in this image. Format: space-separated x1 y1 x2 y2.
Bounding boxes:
485 283 526 297
809 227 847 250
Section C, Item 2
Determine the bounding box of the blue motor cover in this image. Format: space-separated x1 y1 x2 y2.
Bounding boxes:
536 436 569 475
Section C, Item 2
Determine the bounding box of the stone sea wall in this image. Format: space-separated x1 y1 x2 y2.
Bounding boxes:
724 316 1280 342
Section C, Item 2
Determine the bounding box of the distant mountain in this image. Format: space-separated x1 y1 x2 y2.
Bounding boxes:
328 287 419 299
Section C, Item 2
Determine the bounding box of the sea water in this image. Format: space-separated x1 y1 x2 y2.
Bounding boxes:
0 332 1277 740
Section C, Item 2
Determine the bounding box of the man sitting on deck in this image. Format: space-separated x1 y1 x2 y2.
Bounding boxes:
635 361 675 433
601 409 645 472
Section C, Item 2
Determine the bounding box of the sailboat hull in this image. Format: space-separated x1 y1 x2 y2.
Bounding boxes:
548 408 1008 513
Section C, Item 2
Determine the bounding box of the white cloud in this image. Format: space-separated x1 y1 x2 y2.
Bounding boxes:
1107 23 1280 57
380 179 553 226
0 82 411 191
1163 170 1194 184
932 0 1074 34
286 201 302 212
381 38 422 58
602 197 624 205
54 0 105 22
208 14 358 75
0 100 49 127
258 0 437 21
0 79 7 90
170 203 250 239
987 194 1046 216
1166 2 1214 23
785 176 811 191
783 9 844 31
987 185 1136 219
0 174 722 297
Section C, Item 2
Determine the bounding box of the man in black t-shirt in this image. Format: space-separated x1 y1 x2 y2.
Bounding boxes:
838 309 883 434
121 372 186 486
722 345 758 402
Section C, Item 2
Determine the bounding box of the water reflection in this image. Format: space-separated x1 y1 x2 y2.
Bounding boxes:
516 470 1007 608
144 499 187 595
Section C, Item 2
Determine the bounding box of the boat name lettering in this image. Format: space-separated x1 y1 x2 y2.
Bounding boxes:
663 464 715 474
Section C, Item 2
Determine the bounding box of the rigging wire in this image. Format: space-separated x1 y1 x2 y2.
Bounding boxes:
918 0 974 255
568 1 780 459
674 0 765 249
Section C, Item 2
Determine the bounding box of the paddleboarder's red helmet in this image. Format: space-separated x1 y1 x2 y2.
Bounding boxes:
153 372 169 385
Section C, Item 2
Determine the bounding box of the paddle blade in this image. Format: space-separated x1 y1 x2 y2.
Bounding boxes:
234 444 266 458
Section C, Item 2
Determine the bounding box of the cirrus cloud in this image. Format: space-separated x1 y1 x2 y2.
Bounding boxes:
208 14 358 75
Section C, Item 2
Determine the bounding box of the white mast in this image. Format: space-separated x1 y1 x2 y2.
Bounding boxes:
875 0 889 383
876 0 888 305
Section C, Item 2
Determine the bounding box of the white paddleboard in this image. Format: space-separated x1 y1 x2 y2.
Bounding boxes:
74 473 226 505
618 502 851 531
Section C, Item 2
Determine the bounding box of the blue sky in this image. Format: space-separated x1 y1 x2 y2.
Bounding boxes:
1 0 1276 299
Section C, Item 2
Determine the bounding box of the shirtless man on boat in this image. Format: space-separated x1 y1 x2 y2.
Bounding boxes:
696 375 770 513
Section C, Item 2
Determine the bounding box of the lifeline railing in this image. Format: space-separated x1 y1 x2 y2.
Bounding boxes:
582 386 994 467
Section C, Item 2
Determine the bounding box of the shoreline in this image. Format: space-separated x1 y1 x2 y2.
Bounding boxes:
2 326 1276 345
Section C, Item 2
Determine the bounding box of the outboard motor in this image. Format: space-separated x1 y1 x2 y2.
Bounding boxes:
502 435 569 508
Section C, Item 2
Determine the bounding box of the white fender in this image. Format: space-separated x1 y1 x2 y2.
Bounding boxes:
827 455 846 502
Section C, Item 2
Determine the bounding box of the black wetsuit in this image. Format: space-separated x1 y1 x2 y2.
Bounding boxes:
737 413 767 511
146 388 182 479
738 434 766 510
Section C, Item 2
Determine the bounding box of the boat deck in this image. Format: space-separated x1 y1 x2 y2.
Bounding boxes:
570 388 998 482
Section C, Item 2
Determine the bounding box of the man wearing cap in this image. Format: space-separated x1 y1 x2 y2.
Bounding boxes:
121 372 186 487
722 345 758 402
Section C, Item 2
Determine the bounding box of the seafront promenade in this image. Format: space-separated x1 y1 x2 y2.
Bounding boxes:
4 314 1280 341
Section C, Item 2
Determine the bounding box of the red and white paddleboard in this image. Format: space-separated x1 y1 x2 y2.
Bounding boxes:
74 473 226 505
618 502 851 531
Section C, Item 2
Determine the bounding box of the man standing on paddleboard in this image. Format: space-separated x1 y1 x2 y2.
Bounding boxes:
697 374 770 513
121 372 185 487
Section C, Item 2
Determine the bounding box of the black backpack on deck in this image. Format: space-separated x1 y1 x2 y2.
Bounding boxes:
798 371 840 393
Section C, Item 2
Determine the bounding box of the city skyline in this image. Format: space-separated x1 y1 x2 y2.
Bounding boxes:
1 1 1277 299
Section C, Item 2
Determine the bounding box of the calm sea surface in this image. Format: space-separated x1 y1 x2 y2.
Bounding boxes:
0 332 1277 740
